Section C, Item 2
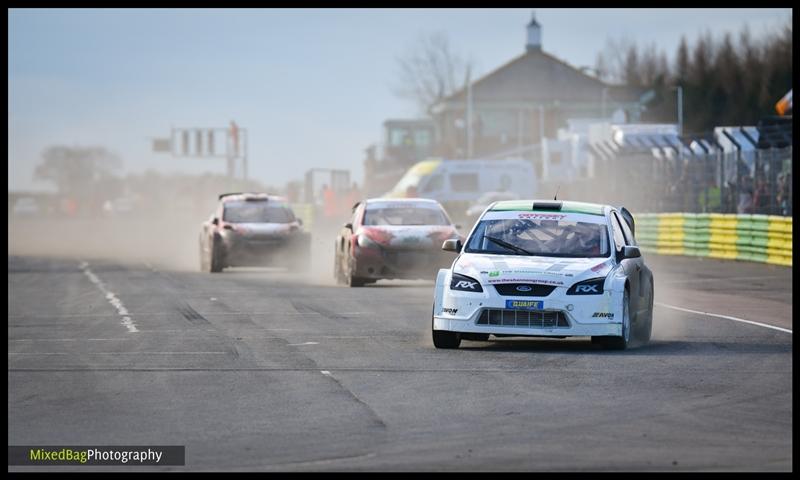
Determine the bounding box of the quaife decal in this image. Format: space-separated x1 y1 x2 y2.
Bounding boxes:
505 300 544 311
443 307 458 315
592 312 614 318
488 271 500 277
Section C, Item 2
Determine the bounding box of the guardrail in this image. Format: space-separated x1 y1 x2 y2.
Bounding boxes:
636 213 792 267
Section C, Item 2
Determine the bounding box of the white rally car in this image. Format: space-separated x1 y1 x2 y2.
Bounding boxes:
432 200 653 350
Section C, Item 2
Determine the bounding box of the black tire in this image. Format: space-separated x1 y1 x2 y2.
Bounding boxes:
594 288 631 350
432 312 461 349
348 274 366 287
346 257 367 287
637 284 654 345
433 330 461 348
209 238 224 273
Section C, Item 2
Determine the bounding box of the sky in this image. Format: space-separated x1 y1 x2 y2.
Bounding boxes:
8 8 792 192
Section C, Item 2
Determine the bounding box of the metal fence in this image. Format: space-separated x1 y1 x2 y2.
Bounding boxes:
591 145 792 216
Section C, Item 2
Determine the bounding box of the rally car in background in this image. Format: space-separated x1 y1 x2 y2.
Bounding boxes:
432 200 653 350
334 198 462 286
199 193 310 273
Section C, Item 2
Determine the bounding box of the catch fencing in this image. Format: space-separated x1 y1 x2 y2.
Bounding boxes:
590 140 792 217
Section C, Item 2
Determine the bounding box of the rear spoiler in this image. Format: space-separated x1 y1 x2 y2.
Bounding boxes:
219 192 244 201
532 201 562 211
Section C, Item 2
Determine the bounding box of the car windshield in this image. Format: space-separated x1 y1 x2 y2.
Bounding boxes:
363 206 449 226
465 217 610 258
223 202 294 223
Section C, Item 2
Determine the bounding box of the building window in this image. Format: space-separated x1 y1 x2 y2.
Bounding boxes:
414 129 432 147
389 128 412 147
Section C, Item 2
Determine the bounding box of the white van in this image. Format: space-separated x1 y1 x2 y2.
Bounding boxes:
385 158 537 204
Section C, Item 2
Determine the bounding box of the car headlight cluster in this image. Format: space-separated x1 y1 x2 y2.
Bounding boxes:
449 273 483 293
566 277 606 295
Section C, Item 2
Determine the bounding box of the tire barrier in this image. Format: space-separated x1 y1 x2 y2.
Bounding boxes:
635 213 792 267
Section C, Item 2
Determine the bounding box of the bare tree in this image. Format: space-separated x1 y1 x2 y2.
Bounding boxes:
393 31 473 115
34 146 122 194
594 37 636 84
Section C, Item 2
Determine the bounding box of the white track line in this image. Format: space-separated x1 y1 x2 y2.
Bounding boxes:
9 352 228 355
660 275 786 284
80 261 138 333
656 302 792 334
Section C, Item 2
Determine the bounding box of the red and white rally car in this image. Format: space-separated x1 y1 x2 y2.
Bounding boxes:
199 193 310 273
334 198 463 286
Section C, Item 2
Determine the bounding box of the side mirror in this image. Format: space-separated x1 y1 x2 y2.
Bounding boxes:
621 245 641 259
211 217 219 225
344 222 353 230
455 224 463 230
442 239 462 253
297 218 303 226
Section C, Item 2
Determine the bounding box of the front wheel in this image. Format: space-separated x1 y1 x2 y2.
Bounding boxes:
432 312 461 349
346 256 367 287
209 238 224 273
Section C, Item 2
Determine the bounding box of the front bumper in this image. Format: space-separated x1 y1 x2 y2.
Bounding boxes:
354 246 454 280
222 232 310 266
434 288 623 337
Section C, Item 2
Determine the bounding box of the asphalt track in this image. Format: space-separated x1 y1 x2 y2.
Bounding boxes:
8 252 792 471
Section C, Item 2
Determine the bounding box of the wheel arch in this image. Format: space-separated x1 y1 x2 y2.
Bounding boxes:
432 268 452 317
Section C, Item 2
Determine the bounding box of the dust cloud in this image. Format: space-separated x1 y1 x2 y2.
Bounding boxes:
8 201 344 289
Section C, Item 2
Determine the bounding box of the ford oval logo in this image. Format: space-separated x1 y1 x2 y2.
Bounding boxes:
515 285 533 292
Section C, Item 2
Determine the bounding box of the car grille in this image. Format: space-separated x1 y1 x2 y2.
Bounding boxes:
492 283 557 297
476 309 570 328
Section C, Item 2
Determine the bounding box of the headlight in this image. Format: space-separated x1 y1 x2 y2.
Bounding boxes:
566 277 605 295
450 273 483 293
357 233 379 248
